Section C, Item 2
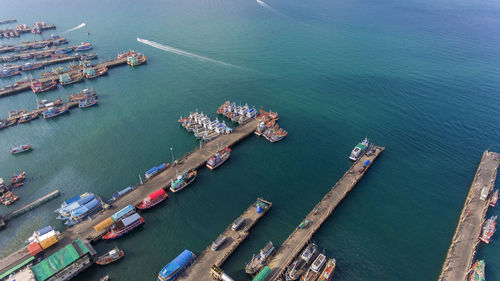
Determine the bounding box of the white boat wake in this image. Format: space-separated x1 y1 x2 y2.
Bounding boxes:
137 38 244 69
256 0 279 13
62 22 86 34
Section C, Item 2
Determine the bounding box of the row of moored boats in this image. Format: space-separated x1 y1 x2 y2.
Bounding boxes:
178 112 233 141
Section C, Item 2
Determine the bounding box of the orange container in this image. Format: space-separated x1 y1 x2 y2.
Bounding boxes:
39 235 58 250
27 242 42 256
93 217 114 232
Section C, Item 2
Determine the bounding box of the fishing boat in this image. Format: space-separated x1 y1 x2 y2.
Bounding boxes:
206 146 231 170
317 258 336 281
479 215 497 244
37 98 63 109
0 67 20 77
19 53 33 60
13 182 23 188
1 191 18 206
59 72 84 85
65 198 103 226
157 250 196 281
349 137 369 161
10 144 31 154
11 172 26 184
68 88 97 102
137 189 168 210
34 52 51 59
31 80 57 93
21 62 43 71
57 193 95 219
100 275 110 281
83 65 107 78
102 212 145 239
490 189 498 207
0 119 16 129
300 253 326 281
169 170 197 193
285 243 318 281
78 96 98 108
469 260 485 281
96 247 125 265
255 121 267 136
24 225 55 244
54 47 73 54
145 163 169 180
127 53 147 66
245 241 275 275
18 112 39 123
78 52 97 60
41 105 68 119
75 42 93 51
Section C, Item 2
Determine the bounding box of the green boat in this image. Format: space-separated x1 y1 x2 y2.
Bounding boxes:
469 260 485 281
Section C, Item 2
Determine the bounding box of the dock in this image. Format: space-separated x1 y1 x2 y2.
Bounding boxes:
0 37 66 54
3 190 60 222
438 150 500 281
0 20 16 25
0 43 86 62
0 117 260 275
178 198 272 281
0 25 56 39
0 56 137 98
264 145 385 281
2 55 83 74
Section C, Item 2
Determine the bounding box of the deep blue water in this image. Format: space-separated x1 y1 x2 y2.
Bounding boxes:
0 0 499 280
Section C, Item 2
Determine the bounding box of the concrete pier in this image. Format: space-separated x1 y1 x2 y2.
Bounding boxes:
438 150 500 281
3 190 60 221
178 198 272 281
264 145 385 281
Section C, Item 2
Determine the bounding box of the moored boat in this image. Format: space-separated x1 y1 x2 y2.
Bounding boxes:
157 249 196 281
64 198 103 226
10 144 31 154
11 172 26 184
78 96 98 108
75 42 93 51
300 253 326 281
206 146 231 170
96 247 125 265
83 65 107 78
0 67 20 77
37 98 63 109
317 258 336 281
102 212 145 239
137 188 168 210
24 225 55 244
169 170 197 193
349 137 369 161
285 243 319 281
31 79 57 93
68 88 97 102
245 241 275 275
490 189 498 207
127 53 147 66
0 119 16 129
479 215 497 244
41 105 68 119
59 72 84 85
1 191 19 206
21 62 43 71
18 112 39 123
469 260 485 281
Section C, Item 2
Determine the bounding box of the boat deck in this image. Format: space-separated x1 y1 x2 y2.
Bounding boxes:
0 118 259 275
178 198 272 281
438 150 500 281
264 146 385 281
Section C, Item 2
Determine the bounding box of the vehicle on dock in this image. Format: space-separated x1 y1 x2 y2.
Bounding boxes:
10 144 31 154
96 247 124 265
211 235 227 251
42 105 68 119
25 225 55 244
317 258 336 281
75 42 93 51
490 189 498 207
157 249 196 281
349 137 369 161
206 146 231 170
285 243 318 281
300 253 326 281
108 186 133 203
78 96 98 108
145 163 169 180
245 241 275 275
31 79 58 93
65 198 103 226
127 53 147 66
21 62 43 71
59 72 84 85
0 119 17 129
469 260 485 281
479 215 497 244
169 170 197 193
0 67 20 77
102 212 145 240
137 189 168 210
232 216 245 231
18 112 39 123
84 65 107 79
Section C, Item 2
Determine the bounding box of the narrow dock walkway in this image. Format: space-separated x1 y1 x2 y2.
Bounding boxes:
3 190 60 221
178 198 272 281
265 146 385 281
438 150 500 281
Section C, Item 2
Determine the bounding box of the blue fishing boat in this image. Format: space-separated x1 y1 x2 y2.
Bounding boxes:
42 105 68 119
78 96 98 108
158 250 196 281
75 42 93 51
57 193 95 220
65 198 103 226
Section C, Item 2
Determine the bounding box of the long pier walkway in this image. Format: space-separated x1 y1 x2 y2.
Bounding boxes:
438 150 500 281
0 118 259 274
265 145 385 281
178 198 272 281
3 190 60 221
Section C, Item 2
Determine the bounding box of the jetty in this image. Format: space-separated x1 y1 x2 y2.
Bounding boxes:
0 37 66 54
0 43 87 62
1 55 84 74
178 198 272 281
0 24 56 39
0 20 16 25
0 55 141 98
438 150 500 281
0 117 260 275
263 145 385 281
2 190 60 222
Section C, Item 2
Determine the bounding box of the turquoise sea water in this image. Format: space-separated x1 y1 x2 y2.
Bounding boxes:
1 0 500 280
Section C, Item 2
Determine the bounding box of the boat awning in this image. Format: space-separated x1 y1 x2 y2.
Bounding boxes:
148 189 166 200
159 250 194 277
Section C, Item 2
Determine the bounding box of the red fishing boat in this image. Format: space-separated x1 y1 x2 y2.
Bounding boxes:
13 182 23 188
490 189 498 207
11 172 26 184
137 189 168 210
206 146 231 170
479 215 497 244
31 80 57 93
